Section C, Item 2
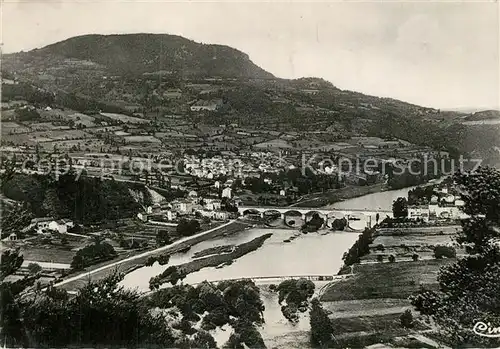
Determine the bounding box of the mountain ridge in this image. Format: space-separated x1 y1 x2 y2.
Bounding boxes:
3 33 274 79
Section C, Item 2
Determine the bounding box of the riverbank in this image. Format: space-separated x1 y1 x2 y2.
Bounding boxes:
291 183 387 208
319 222 460 348
150 233 273 288
57 220 251 292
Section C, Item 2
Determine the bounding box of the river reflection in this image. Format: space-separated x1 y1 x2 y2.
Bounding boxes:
121 229 358 291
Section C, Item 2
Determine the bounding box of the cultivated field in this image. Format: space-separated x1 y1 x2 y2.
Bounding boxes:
1 121 30 134
124 135 161 143
321 259 456 302
37 138 105 152
100 112 149 124
371 234 455 248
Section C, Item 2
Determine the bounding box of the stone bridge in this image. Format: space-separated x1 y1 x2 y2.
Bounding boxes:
238 206 392 227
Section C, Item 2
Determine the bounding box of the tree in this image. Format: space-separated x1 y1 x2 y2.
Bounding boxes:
342 228 374 266
176 219 201 237
433 245 456 259
225 319 265 349
277 278 315 322
1 248 24 279
191 330 217 349
71 240 117 270
388 255 396 263
400 309 414 328
392 197 408 218
376 255 384 263
27 263 42 275
1 204 33 239
156 229 171 246
310 298 334 347
411 167 500 347
18 272 176 347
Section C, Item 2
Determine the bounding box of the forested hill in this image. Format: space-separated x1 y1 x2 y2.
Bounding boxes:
3 33 274 79
1 172 152 225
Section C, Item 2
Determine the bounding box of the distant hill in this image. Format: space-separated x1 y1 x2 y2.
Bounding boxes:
2 33 499 167
465 110 500 121
3 33 274 79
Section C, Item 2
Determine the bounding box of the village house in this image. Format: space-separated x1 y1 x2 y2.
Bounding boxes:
137 212 149 222
171 199 196 215
222 187 232 199
138 209 176 223
408 206 430 222
31 217 53 232
163 88 182 99
30 218 74 234
190 99 223 112
47 219 74 234
6 232 18 241
408 193 468 221
196 209 230 221
204 198 222 211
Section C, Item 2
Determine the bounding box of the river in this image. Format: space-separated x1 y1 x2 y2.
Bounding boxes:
120 185 415 347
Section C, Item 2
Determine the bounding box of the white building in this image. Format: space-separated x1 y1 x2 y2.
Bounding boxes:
137 212 149 222
197 209 230 221
171 199 195 215
7 233 18 241
32 217 53 232
47 219 74 234
190 99 222 112
408 206 430 222
204 198 222 211
222 187 232 199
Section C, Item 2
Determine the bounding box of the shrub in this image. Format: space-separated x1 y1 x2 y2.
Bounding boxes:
203 307 230 327
388 255 396 263
177 219 201 237
433 245 456 259
376 255 384 263
27 262 42 275
310 299 334 347
412 254 419 261
400 309 414 328
145 256 156 266
375 244 385 251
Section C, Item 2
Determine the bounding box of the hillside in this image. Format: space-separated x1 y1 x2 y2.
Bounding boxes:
464 110 500 121
2 33 499 166
2 33 274 79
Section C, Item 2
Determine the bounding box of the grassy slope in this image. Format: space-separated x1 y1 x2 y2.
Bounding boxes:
321 259 455 302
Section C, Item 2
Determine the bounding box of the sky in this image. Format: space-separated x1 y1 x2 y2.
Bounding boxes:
2 0 499 110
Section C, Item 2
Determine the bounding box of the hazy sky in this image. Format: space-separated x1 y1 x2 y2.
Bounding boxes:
2 1 499 110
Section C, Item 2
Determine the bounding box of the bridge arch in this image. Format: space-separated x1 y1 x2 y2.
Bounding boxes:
263 209 283 218
262 210 283 227
325 212 348 229
283 210 304 228
241 208 261 217
345 212 371 230
304 211 327 225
